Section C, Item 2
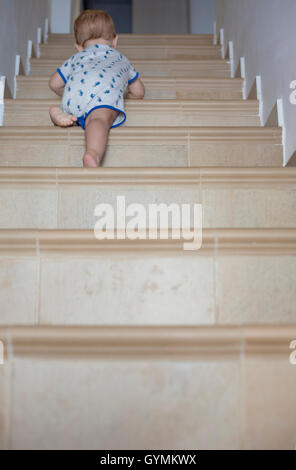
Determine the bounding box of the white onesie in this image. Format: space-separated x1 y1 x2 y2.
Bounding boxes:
57 43 139 129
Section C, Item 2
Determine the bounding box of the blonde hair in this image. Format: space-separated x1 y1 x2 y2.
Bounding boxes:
74 10 116 47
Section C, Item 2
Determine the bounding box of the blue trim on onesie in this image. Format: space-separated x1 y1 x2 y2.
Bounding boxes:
128 72 139 85
57 68 67 84
76 105 126 130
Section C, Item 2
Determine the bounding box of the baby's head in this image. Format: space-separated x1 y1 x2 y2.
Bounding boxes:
74 9 118 51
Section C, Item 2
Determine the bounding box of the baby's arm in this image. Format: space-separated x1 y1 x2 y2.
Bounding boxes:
125 78 145 99
49 71 65 97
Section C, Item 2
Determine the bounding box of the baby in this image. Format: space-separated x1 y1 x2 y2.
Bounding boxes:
49 9 145 167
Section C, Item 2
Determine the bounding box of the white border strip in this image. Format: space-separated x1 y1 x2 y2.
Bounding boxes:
220 28 225 59
228 41 235 78
256 75 264 126
0 76 5 126
26 40 32 76
44 18 49 44
13 55 20 99
36 27 42 59
277 98 287 166
213 21 217 45
240 57 247 100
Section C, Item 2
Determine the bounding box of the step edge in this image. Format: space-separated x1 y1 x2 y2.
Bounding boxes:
0 228 296 256
0 167 294 186
0 324 295 359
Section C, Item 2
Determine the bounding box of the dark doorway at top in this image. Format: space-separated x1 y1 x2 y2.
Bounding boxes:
82 0 132 34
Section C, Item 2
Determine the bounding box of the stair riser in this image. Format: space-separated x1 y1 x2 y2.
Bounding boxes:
16 82 243 100
30 61 230 78
40 45 222 60
1 353 242 450
1 250 295 326
3 109 260 127
1 324 295 450
47 34 215 46
0 141 283 167
1 185 295 229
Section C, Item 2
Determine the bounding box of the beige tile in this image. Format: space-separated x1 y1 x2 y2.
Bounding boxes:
123 113 259 128
126 113 183 127
144 89 177 99
69 144 188 167
4 112 52 127
217 256 296 324
202 189 296 228
102 144 188 167
243 357 296 449
0 144 69 167
58 185 200 229
68 146 84 167
176 90 242 100
0 189 58 228
10 357 240 449
17 86 57 100
0 259 38 324
39 254 214 325
190 143 282 167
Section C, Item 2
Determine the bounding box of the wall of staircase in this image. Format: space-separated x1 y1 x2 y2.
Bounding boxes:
132 0 189 34
215 0 296 164
0 31 296 450
0 0 50 97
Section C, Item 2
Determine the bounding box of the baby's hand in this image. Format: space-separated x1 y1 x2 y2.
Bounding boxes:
49 107 78 127
126 78 145 100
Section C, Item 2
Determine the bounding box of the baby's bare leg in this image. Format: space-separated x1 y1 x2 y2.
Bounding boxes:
49 106 77 127
83 108 119 167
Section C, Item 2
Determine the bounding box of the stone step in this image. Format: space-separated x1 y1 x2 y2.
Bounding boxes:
40 44 222 61
16 76 243 100
29 58 230 78
3 99 260 127
0 324 295 450
47 33 215 46
0 167 295 230
0 228 295 326
0 127 282 167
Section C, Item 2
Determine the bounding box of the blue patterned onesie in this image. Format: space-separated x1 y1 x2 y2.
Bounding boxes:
57 44 139 129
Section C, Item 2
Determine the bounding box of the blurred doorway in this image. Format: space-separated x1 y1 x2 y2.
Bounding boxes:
83 0 132 33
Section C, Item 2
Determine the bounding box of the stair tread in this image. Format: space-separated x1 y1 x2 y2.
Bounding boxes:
17 75 243 91
31 58 227 63
0 126 281 136
4 98 256 105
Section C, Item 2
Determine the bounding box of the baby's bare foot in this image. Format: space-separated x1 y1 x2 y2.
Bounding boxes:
49 106 77 127
83 150 100 167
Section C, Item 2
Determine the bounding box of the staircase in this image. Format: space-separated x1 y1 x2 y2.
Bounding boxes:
0 33 296 450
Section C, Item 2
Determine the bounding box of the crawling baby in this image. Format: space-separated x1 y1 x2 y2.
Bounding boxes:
49 9 145 167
